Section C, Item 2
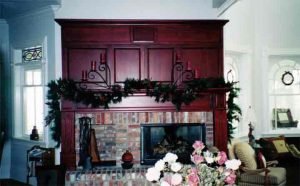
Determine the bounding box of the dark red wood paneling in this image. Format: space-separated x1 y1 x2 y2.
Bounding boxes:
181 48 220 78
114 48 141 83
148 48 174 82
213 108 228 152
57 19 228 170
68 48 107 81
132 26 155 43
156 26 221 44
63 26 131 43
61 111 76 170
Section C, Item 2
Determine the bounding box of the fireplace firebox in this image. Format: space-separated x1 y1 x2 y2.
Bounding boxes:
140 123 206 165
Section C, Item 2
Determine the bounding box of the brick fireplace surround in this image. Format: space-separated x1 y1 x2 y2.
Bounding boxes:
75 112 213 166
57 19 228 170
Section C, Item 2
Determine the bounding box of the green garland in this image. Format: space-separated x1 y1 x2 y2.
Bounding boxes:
45 78 241 147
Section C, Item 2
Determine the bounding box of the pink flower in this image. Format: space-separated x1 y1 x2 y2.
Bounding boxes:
192 141 205 151
191 154 204 165
187 168 199 186
160 174 172 185
171 173 183 185
189 167 198 175
224 170 237 185
216 151 227 165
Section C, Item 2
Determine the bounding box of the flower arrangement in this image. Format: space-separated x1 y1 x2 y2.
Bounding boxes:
146 141 241 186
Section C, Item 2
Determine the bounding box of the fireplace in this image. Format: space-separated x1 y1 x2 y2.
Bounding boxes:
140 123 206 165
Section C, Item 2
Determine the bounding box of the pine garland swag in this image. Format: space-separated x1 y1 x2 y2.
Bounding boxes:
45 78 241 147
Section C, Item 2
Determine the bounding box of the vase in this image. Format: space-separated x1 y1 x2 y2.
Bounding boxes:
121 150 133 169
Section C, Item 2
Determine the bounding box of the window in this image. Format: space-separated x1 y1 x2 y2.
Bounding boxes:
224 51 252 137
23 68 44 135
268 59 300 130
224 55 240 136
13 46 45 139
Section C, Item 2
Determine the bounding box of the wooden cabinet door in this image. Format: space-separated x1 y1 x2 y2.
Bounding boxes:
181 48 221 78
114 48 141 83
147 48 174 82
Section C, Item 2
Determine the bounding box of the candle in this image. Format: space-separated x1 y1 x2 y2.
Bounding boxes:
100 53 105 64
195 68 200 78
91 61 96 71
187 61 191 70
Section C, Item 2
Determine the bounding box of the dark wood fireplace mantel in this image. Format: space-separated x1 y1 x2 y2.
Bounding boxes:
57 19 228 169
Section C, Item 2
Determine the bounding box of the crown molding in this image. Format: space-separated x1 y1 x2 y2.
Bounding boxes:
7 5 59 22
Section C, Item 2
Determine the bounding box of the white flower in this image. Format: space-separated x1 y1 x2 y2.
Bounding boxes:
170 162 182 172
225 159 241 170
163 153 178 164
146 167 161 182
171 173 183 185
160 181 171 186
203 151 214 164
155 159 165 171
205 156 214 164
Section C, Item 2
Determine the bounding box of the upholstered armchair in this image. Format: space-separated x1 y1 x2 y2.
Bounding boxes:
228 140 286 186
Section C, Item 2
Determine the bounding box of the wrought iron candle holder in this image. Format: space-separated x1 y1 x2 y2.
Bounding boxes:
172 55 199 86
79 53 200 89
80 53 111 89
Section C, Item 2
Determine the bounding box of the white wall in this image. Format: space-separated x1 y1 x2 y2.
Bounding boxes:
0 19 11 179
255 0 300 48
55 0 217 19
220 0 300 137
7 7 57 183
254 0 300 136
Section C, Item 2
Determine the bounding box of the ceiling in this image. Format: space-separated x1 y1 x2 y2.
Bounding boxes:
0 0 60 19
0 0 226 19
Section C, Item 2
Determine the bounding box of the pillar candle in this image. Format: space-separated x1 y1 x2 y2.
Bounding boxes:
187 61 191 70
195 68 199 78
100 53 106 64
91 61 96 71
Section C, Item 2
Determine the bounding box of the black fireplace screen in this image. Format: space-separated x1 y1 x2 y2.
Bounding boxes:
140 123 206 165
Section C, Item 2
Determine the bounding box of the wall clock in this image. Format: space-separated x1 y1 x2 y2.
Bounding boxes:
281 71 294 86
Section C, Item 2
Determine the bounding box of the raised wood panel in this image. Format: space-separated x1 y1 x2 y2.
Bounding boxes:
63 26 131 43
61 111 76 169
114 48 141 83
68 48 107 81
156 26 220 44
132 26 155 43
181 48 220 78
213 108 228 152
148 48 174 82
